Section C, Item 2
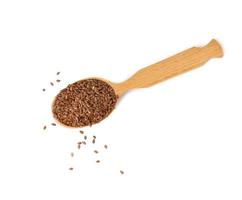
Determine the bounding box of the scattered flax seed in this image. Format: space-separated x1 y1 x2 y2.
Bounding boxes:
77 142 81 149
82 141 86 145
79 130 84 134
104 145 108 149
120 170 124 175
51 123 56 126
43 125 47 130
93 136 96 139
50 82 54 86
92 139 95 144
84 135 87 140
70 152 74 157
69 167 73 170
56 79 61 82
96 160 100 163
94 150 98 154
57 72 60 75
42 88 46 92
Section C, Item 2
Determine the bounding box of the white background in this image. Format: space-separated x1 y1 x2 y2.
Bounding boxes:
0 0 241 199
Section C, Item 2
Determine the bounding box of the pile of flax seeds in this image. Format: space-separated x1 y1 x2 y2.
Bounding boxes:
42 72 124 175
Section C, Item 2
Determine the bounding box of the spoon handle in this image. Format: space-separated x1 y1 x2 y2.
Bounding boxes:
114 39 223 96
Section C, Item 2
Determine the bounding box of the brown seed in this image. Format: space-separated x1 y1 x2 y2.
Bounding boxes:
51 123 56 126
77 141 85 147
56 79 61 82
120 170 124 175
50 82 54 86
42 88 46 92
104 145 108 149
52 79 118 127
79 130 84 134
43 125 47 130
69 167 73 170
84 135 87 140
96 160 100 163
93 136 96 139
92 139 95 144
70 152 74 157
57 72 60 75
94 150 98 154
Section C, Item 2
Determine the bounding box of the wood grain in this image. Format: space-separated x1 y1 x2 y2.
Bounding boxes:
111 39 223 96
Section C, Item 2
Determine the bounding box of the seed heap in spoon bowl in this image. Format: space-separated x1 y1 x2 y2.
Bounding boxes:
52 78 118 127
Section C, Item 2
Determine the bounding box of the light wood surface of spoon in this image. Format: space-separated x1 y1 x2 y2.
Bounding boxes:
108 39 223 97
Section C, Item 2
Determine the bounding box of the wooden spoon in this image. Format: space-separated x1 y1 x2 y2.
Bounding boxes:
53 39 223 127
108 39 223 96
